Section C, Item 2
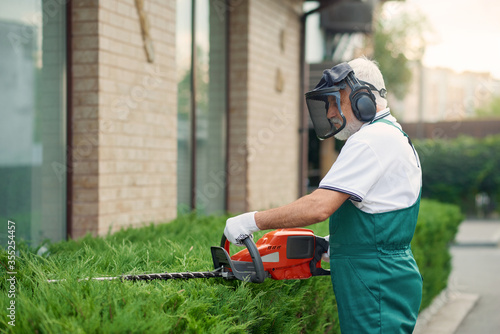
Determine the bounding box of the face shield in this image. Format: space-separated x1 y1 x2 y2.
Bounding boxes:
305 87 346 140
305 62 353 140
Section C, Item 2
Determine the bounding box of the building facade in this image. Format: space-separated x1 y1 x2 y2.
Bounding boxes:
1 0 304 246
390 62 500 123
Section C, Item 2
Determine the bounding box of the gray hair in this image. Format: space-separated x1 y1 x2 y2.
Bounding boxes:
348 56 387 109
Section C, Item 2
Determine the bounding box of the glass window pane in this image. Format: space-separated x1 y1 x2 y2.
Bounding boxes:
0 1 66 246
176 0 193 212
177 0 227 214
195 0 227 214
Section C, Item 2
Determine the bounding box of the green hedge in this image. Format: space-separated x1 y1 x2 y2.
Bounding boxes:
411 199 464 309
0 215 338 334
0 201 462 333
414 134 500 216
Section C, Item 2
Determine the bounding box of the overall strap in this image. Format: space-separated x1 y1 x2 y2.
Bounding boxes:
371 118 408 137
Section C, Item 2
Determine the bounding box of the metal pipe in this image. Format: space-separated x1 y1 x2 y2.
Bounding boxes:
190 0 197 209
224 0 231 211
66 0 73 239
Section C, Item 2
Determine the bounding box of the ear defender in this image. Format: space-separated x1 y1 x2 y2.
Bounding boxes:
345 72 377 122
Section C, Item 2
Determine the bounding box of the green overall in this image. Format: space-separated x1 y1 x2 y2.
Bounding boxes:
329 120 422 333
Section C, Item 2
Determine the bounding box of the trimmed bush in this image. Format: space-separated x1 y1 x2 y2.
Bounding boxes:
412 199 464 309
0 215 338 334
0 201 462 333
414 134 500 216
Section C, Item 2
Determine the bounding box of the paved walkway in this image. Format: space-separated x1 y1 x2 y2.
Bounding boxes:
414 219 500 334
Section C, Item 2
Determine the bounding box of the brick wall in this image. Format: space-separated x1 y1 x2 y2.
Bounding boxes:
246 0 301 210
71 1 100 238
228 0 302 212
227 0 250 213
71 0 177 238
70 0 302 232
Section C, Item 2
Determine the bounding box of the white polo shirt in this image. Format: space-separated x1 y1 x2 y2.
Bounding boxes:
319 109 422 214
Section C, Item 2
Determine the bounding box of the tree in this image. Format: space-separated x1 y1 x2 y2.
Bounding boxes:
475 95 500 118
373 4 431 99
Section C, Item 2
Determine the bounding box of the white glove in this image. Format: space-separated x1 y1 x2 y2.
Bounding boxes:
321 235 330 262
224 211 260 246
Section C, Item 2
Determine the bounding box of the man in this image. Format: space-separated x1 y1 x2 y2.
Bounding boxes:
225 57 423 333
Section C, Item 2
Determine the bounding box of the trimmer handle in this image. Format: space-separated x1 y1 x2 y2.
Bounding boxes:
310 236 330 276
220 234 266 283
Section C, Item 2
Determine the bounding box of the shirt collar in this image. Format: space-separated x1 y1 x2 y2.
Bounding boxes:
358 108 399 131
371 108 391 123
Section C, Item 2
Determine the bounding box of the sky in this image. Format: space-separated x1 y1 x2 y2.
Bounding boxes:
385 0 500 79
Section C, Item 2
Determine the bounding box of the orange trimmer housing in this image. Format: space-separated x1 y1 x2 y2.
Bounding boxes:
223 229 330 280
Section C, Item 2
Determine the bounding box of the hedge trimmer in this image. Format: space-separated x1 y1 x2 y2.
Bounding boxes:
48 229 330 283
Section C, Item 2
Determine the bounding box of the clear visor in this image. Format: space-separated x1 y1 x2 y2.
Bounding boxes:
305 90 346 140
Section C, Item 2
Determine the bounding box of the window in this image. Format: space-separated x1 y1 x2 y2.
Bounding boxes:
0 1 67 246
177 0 227 214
